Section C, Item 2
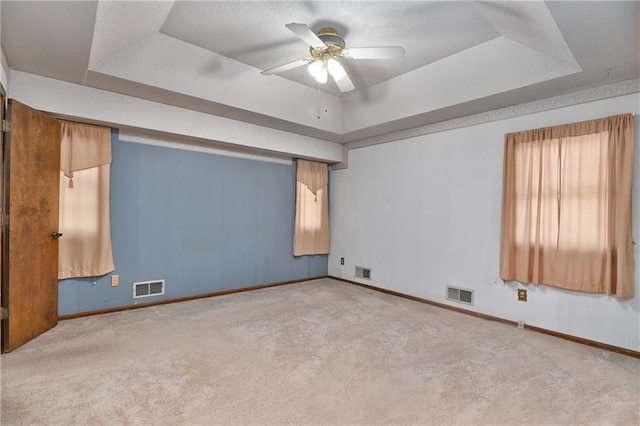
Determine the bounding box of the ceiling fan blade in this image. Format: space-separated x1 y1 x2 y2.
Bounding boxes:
261 58 311 75
285 23 326 49
333 70 355 93
343 46 406 60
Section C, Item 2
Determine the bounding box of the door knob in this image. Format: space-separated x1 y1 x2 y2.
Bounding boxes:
52 232 63 240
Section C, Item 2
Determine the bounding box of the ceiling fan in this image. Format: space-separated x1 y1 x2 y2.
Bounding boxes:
261 23 405 93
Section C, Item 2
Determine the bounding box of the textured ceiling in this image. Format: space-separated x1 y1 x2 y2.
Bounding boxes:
1 1 639 147
159 1 501 91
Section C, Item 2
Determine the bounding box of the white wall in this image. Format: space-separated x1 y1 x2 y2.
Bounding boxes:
329 93 640 351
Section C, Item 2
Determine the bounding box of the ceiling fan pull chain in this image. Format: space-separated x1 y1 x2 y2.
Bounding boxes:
317 81 327 119
317 82 322 119
324 89 328 114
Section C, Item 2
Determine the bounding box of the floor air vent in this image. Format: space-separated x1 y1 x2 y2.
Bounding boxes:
133 280 165 299
446 285 474 305
355 266 372 280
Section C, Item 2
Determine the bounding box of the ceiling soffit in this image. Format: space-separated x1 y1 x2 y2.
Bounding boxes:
2 1 97 82
89 1 174 67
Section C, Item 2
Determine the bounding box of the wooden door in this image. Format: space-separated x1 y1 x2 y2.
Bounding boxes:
2 99 61 352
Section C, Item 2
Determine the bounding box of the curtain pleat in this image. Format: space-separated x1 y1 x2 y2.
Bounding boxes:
500 113 634 298
293 159 329 256
58 122 115 279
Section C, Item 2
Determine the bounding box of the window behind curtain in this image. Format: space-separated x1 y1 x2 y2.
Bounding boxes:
500 113 635 298
293 159 329 256
58 121 114 279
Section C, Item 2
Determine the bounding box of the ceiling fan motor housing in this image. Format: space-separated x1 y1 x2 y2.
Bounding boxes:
310 28 345 59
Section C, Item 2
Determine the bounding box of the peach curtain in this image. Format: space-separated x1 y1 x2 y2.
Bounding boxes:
58 121 115 279
293 159 329 256
500 113 634 298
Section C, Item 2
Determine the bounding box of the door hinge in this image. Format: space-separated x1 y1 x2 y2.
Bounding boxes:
0 307 8 320
1 119 9 133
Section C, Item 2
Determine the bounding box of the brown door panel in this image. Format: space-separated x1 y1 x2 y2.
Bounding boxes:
2 99 61 352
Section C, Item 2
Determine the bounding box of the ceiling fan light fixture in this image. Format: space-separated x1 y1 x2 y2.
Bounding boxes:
308 60 328 83
307 60 324 78
315 68 328 84
327 58 346 81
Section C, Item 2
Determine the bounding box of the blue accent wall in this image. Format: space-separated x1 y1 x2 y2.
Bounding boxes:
58 131 328 315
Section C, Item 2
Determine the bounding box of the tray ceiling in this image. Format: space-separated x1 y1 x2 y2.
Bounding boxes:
1 1 638 146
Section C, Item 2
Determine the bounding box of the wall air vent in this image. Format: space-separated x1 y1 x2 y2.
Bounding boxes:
133 280 165 299
355 266 372 280
446 285 474 305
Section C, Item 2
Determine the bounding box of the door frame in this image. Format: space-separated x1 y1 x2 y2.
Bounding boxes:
0 84 6 349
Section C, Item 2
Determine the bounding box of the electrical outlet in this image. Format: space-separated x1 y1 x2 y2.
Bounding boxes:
518 288 527 302
340 257 345 265
518 321 525 329
111 275 119 287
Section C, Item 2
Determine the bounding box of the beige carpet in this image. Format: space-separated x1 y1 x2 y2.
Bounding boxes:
1 278 638 425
